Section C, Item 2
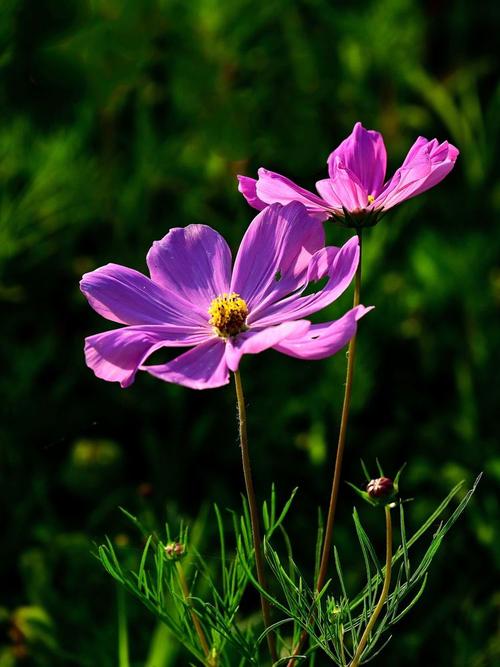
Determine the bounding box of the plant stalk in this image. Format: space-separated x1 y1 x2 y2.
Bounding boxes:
287 230 363 667
117 585 130 667
349 505 393 667
234 369 277 665
176 562 213 663
317 229 362 589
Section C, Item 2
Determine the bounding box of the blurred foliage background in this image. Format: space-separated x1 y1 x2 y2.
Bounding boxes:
1 0 499 665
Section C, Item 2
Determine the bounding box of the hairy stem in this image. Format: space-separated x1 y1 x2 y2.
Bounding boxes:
349 505 393 667
287 231 363 667
234 369 277 664
176 562 212 663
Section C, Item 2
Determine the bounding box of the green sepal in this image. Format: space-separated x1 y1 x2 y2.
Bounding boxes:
346 481 379 507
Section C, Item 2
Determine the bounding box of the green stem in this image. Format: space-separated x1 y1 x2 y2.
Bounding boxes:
117 585 130 667
287 230 363 667
176 562 212 663
145 623 178 667
234 369 277 665
316 229 362 590
349 505 393 667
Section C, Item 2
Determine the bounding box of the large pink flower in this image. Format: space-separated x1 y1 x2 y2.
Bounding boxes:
80 203 371 390
238 122 459 226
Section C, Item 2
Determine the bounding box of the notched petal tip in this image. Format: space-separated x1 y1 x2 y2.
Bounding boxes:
84 335 138 388
442 141 459 162
329 236 360 282
353 304 375 321
327 122 387 194
79 262 115 292
255 167 331 215
272 304 372 361
237 174 267 211
144 339 229 390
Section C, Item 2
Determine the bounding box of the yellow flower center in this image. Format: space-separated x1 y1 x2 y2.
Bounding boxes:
367 194 375 205
208 293 249 338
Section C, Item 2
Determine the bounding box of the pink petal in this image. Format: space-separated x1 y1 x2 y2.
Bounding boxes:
273 305 372 360
315 178 343 209
376 137 459 210
400 136 431 167
255 168 330 219
225 320 310 372
327 122 387 195
147 224 232 317
80 264 202 326
144 338 229 390
375 155 431 209
406 140 459 198
305 245 341 281
431 140 459 163
237 175 267 210
317 161 368 210
231 202 325 314
251 235 359 327
85 325 210 388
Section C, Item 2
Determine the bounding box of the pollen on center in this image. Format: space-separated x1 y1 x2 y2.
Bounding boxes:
367 194 375 204
208 292 249 338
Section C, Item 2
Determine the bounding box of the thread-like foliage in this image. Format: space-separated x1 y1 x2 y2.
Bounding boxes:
97 477 480 665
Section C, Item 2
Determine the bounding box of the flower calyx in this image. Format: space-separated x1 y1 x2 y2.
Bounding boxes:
348 463 404 508
329 205 385 229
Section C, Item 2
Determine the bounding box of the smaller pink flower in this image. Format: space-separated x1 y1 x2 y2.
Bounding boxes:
238 122 459 227
80 202 372 390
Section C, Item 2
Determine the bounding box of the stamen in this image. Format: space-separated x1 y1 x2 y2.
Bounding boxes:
367 194 375 205
208 292 248 338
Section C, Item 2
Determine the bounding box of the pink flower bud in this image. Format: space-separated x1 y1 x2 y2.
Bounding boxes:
366 477 394 500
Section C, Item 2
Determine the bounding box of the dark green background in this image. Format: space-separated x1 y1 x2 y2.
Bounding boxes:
1 0 499 665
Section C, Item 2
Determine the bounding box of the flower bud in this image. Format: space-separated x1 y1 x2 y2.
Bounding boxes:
366 477 394 500
164 542 186 560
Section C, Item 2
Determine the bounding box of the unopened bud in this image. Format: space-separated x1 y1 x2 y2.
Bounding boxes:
327 602 342 620
164 542 186 560
366 477 394 500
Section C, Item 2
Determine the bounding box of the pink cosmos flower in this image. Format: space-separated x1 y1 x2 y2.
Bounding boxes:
80 202 371 390
238 122 459 226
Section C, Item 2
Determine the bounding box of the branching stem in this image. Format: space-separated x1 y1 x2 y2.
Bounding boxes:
234 369 277 665
349 505 393 667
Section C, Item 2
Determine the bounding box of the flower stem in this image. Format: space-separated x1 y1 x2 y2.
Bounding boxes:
349 505 393 667
176 562 212 663
117 585 130 667
234 369 277 665
316 229 362 589
286 230 363 667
